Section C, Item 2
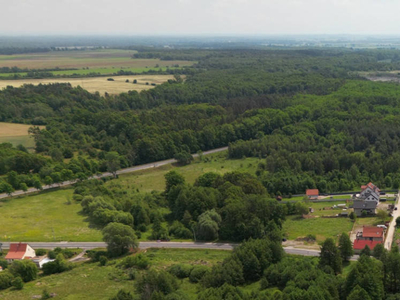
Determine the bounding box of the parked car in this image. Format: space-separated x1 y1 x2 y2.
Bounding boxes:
377 225 388 229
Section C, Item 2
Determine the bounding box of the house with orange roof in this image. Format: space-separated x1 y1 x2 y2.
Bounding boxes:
306 189 319 200
5 243 36 263
356 226 385 242
353 240 382 253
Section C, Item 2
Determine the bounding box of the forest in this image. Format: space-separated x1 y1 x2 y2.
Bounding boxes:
3 46 400 298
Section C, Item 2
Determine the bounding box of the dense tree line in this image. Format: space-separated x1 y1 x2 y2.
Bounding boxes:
228 81 400 195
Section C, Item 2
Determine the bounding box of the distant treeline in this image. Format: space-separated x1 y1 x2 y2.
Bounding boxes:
0 47 51 55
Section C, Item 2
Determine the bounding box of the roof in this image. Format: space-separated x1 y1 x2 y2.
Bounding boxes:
306 189 319 196
5 243 28 260
362 226 384 238
353 199 378 209
354 239 382 250
361 182 380 193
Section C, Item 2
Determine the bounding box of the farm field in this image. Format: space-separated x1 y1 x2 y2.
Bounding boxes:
0 248 230 300
0 74 176 95
0 122 43 149
283 215 354 242
0 152 260 242
0 49 193 70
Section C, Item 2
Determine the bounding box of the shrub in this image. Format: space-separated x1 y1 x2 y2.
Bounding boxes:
35 249 47 256
99 256 108 266
48 251 56 259
11 277 24 290
119 254 149 270
8 260 38 282
0 258 8 270
87 250 108 262
168 264 193 279
73 194 83 201
107 78 114 81
189 265 210 283
42 254 73 275
0 271 13 290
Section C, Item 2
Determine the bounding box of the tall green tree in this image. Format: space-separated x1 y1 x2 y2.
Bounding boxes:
319 238 342 274
338 232 353 262
102 222 138 257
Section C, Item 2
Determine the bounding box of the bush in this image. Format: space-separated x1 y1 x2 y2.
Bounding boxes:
73 194 83 201
168 264 193 279
119 254 149 270
138 224 147 232
189 265 210 283
62 249 75 259
11 277 24 290
48 251 56 259
107 78 115 81
111 289 134 300
0 271 13 290
0 258 8 270
87 250 108 262
35 249 47 256
42 254 73 275
8 260 38 282
99 256 108 266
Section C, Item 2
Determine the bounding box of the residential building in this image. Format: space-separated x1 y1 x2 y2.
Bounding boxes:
306 189 319 200
353 182 380 216
353 240 383 253
4 243 36 263
356 226 385 242
353 199 378 217
360 182 380 202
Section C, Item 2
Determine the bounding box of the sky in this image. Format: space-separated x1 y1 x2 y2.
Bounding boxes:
0 0 399 35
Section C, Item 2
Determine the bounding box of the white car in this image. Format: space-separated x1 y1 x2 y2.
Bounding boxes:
377 225 387 229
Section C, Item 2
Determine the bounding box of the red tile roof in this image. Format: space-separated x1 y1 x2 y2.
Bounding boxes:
354 239 382 250
362 226 384 238
5 243 28 260
306 189 319 196
361 182 380 193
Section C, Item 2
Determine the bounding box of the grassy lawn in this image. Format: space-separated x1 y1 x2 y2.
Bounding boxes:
0 248 229 300
0 189 102 242
283 215 354 242
112 153 260 194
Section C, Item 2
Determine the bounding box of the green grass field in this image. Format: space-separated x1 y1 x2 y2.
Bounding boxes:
0 152 260 242
0 248 230 300
0 135 35 149
0 189 102 242
112 153 260 194
283 215 354 241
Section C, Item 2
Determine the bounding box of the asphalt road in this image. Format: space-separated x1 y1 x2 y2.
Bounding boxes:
384 191 400 250
0 147 228 200
0 241 361 260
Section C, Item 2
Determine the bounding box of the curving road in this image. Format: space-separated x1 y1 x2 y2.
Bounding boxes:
0 147 228 200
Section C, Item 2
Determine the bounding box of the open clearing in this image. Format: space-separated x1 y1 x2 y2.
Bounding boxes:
0 75 176 95
283 215 354 242
0 49 193 70
0 248 230 300
0 122 44 148
0 152 260 242
0 189 103 242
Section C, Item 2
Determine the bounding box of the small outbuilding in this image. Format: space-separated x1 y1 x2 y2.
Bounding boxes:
306 189 319 200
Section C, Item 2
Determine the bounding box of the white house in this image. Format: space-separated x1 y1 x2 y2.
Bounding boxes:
5 243 36 263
